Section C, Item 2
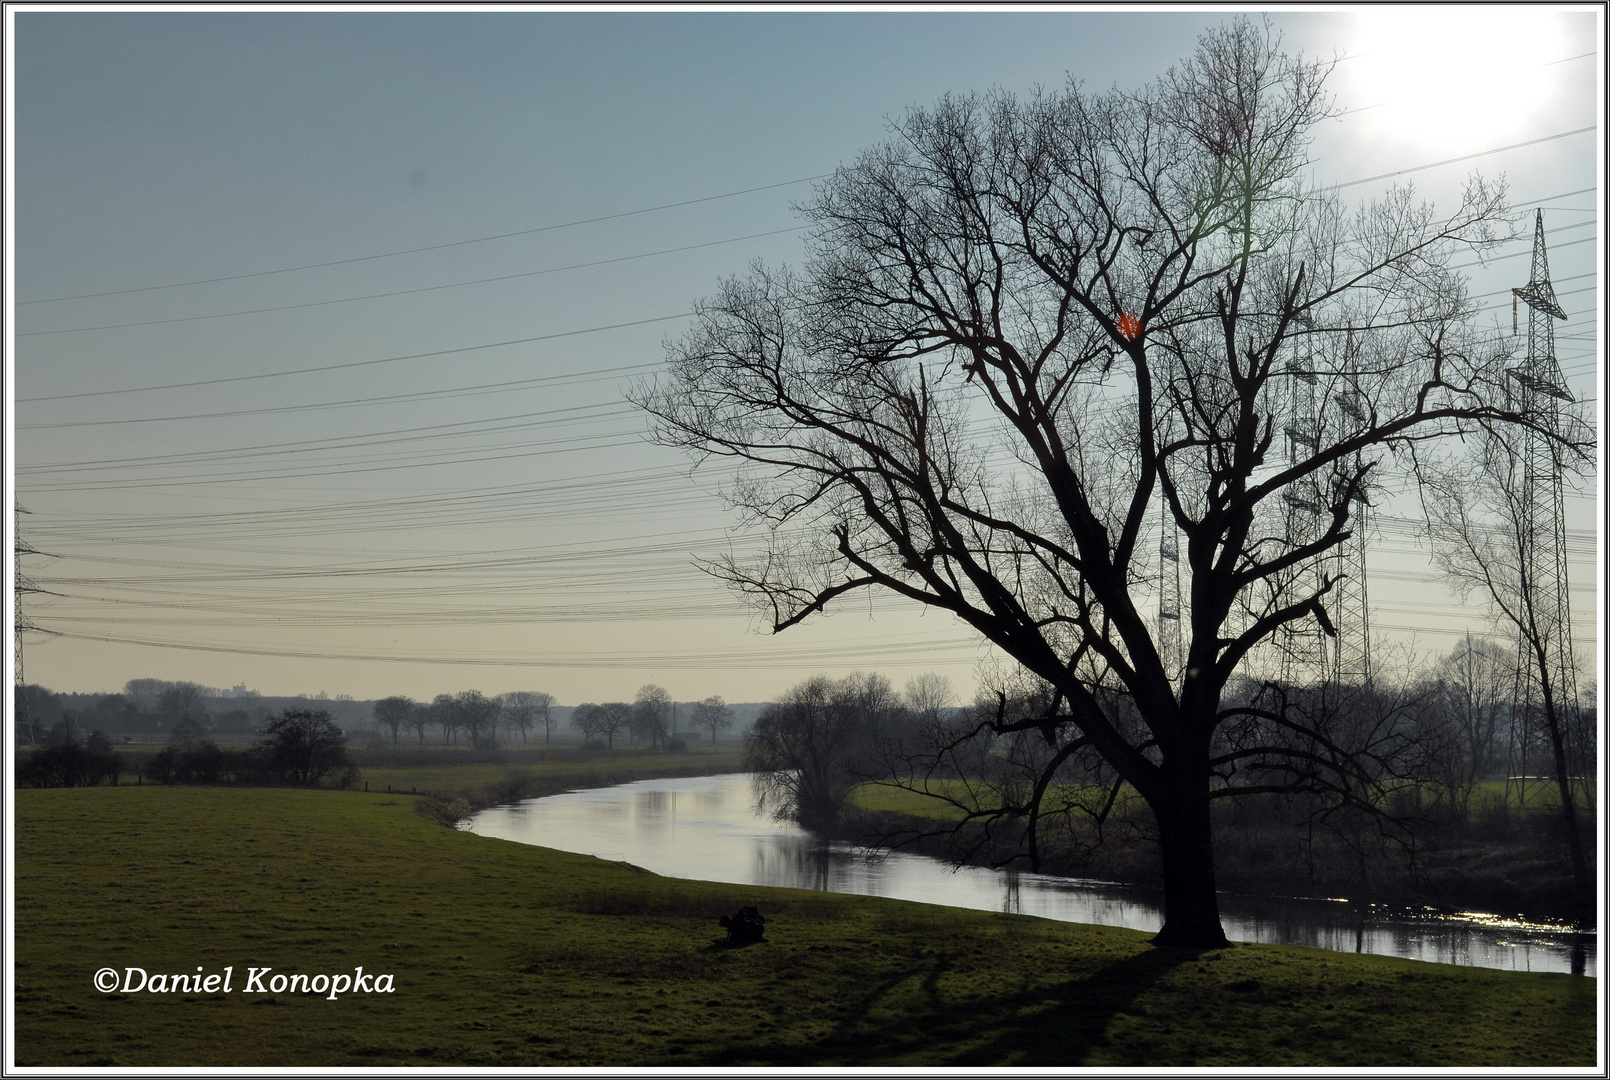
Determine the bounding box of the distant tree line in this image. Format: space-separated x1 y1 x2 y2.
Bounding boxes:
568 685 733 752
16 706 354 790
367 685 738 753
744 656 1594 913
12 679 368 746
369 690 560 749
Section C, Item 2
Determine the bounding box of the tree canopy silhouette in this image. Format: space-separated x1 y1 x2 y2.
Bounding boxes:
636 19 1585 947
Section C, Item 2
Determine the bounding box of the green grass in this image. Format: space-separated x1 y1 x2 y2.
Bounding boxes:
1468 777 1598 814
358 747 746 803
850 778 1142 821
850 778 977 819
852 775 1599 827
14 785 1596 1067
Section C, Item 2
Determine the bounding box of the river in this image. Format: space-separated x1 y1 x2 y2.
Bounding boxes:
466 772 1595 977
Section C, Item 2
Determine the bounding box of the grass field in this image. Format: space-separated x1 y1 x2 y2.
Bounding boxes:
13 783 1598 1067
851 775 1599 824
356 746 745 804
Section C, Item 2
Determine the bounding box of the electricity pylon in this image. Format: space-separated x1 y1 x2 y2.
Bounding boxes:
1273 353 1373 688
1153 346 1187 688
13 504 46 746
1279 366 1332 685
1504 210 1580 806
1158 510 1184 682
1332 387 1372 685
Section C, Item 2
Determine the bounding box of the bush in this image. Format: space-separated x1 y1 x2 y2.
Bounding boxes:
261 708 351 786
416 796 473 827
137 709 354 788
17 742 121 788
145 742 270 785
667 737 688 753
488 766 540 805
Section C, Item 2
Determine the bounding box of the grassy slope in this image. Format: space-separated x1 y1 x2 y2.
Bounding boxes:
357 746 745 803
852 777 1599 821
13 786 1597 1068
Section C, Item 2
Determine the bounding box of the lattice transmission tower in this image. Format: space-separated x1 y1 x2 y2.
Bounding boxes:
13 504 46 746
1273 353 1373 688
1157 509 1184 682
1153 347 1188 688
1331 381 1373 685
1278 365 1332 685
1504 210 1580 805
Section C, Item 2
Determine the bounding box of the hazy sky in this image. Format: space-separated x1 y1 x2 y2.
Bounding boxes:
8 7 1600 706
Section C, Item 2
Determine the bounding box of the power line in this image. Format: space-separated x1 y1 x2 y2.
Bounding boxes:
18 174 829 306
18 227 804 339
41 623 991 669
1330 125 1597 189
21 380 639 432
18 170 1596 409
18 315 688 403
18 402 636 472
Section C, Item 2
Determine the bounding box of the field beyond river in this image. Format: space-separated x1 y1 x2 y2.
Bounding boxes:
13 751 1598 1067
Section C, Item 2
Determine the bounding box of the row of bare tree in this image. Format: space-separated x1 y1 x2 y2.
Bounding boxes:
570 685 734 749
369 686 741 750
371 690 557 748
746 656 1593 908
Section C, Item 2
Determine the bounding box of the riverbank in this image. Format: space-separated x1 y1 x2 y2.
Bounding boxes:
393 753 1593 927
402 753 1593 926
344 743 746 823
14 785 1595 1067
840 785 1597 927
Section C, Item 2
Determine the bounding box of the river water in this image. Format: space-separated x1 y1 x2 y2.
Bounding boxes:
467 772 1595 977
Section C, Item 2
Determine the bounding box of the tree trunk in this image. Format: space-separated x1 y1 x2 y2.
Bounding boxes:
1151 770 1232 949
1540 679 1592 909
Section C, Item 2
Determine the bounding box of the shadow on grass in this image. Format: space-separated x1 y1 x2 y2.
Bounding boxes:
704 943 1207 1066
701 937 766 953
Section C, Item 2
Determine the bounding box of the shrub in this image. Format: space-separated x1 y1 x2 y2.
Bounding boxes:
260 708 351 786
488 766 540 805
17 743 121 788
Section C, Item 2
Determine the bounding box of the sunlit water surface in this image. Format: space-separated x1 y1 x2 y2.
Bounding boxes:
467 772 1594 977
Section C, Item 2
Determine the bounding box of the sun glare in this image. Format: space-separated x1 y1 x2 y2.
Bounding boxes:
1345 10 1568 150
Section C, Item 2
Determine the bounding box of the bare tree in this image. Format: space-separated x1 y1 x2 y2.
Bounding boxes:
635 20 1574 947
429 693 458 745
260 708 350 787
631 684 673 749
572 701 631 749
405 700 432 746
692 695 734 745
166 715 209 753
1430 636 1513 809
748 672 901 830
499 690 557 745
373 695 414 746
1422 423 1593 907
904 673 956 725
454 690 500 750
533 691 559 745
158 683 209 734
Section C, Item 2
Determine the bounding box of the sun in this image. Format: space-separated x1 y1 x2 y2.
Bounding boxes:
1342 10 1569 151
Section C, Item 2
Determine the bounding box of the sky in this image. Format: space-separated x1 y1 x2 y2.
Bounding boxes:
6 6 1601 708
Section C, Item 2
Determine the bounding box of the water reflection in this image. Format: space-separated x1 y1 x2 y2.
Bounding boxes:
468 772 1594 977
